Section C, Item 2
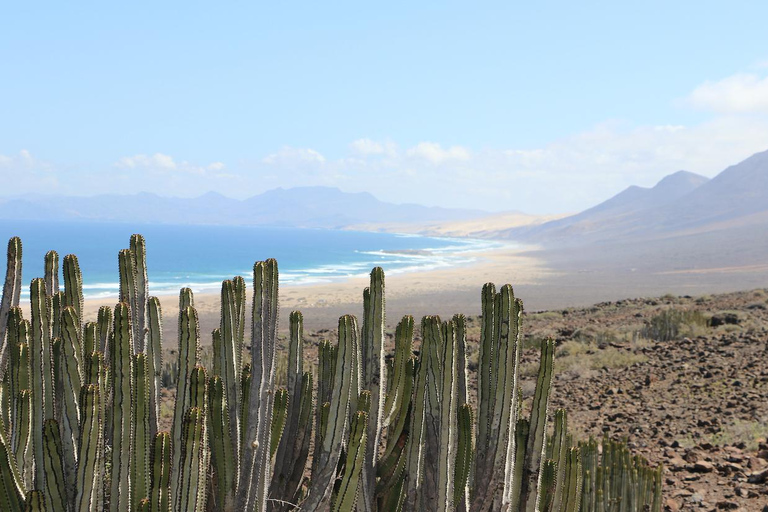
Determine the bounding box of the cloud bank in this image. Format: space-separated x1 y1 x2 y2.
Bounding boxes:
2 69 768 214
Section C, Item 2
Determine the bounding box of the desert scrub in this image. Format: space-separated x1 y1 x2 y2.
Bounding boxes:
556 340 648 374
709 418 768 451
639 308 709 341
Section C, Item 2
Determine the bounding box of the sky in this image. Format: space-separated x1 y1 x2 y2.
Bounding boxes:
2 1 768 214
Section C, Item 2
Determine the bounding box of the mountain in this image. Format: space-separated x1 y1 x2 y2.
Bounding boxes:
493 149 768 288
507 169 710 243
0 186 488 229
653 150 768 230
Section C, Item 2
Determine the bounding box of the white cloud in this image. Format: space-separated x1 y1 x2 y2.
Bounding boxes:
116 153 178 170
114 153 225 176
688 73 768 113
350 138 384 155
0 150 59 191
406 142 470 164
262 147 326 166
349 138 397 157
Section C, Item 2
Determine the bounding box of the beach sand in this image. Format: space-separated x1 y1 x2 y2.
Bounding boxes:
54 244 552 342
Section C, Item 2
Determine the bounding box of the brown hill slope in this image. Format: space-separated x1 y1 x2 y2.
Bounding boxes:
508 149 768 247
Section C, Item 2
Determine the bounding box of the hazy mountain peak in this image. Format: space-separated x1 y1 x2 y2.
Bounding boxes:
0 186 487 228
195 191 230 201
509 148 768 245
653 170 709 191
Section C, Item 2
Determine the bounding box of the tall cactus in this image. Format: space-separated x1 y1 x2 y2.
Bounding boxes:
303 315 357 511
58 307 83 507
29 278 54 491
0 237 22 375
170 298 200 508
147 296 163 439
132 353 151 511
270 311 309 506
149 431 172 512
62 255 83 335
359 267 385 511
236 259 279 512
110 303 134 512
217 278 243 497
75 384 103 512
0 235 664 512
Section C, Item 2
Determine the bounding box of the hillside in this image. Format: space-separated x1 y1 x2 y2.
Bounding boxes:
507 150 768 247
288 289 768 510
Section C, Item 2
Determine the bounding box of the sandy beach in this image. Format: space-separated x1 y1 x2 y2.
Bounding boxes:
57 243 552 341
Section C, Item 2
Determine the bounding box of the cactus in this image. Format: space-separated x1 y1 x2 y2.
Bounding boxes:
175 408 208 512
148 431 172 512
270 311 310 507
359 268 385 511
331 410 368 512
576 436 662 512
0 237 22 375
75 384 103 512
303 315 358 511
110 303 134 512
0 235 663 512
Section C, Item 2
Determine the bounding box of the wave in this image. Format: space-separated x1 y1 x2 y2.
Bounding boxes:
17 234 509 300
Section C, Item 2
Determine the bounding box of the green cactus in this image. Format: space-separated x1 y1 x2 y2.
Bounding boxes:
331 410 368 512
0 422 25 512
30 278 54 491
270 388 289 459
149 431 172 512
270 311 311 508
24 489 45 511
175 408 208 512
58 307 83 506
110 303 134 512
75 384 103 512
359 267 385 512
170 300 200 505
0 237 23 374
208 375 235 510
62 255 83 335
236 259 279 512
44 250 59 298
147 296 163 440
42 419 67 511
132 354 151 511
304 315 357 511
0 235 665 512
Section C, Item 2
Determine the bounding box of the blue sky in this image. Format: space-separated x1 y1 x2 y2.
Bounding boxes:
2 2 768 213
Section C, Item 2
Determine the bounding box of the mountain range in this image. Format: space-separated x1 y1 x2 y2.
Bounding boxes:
5 149 768 253
503 149 768 246
0 187 487 229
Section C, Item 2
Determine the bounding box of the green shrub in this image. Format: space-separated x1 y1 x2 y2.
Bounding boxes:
639 308 708 341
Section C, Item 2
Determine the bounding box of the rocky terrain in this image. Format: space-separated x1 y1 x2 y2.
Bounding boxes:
520 289 768 511
160 288 768 510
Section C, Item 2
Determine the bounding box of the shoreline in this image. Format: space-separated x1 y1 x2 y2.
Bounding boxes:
19 242 550 338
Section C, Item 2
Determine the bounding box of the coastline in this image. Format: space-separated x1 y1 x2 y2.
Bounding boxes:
55 242 551 339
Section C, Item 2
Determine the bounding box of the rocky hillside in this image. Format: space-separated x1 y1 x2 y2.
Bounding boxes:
519 289 768 511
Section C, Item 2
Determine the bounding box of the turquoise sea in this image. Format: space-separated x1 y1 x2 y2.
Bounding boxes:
0 220 503 299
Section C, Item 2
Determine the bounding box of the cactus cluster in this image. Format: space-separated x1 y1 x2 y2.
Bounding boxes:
0 235 662 511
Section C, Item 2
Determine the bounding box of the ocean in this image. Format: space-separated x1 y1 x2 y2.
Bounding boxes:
0 220 502 299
